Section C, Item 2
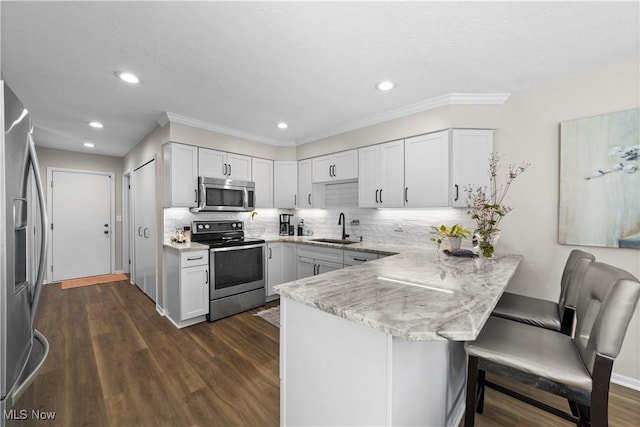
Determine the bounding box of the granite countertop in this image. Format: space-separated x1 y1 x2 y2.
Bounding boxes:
163 241 210 252
276 247 523 342
265 235 403 256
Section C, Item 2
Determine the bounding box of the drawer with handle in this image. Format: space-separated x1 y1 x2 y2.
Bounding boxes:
343 250 378 266
180 250 208 268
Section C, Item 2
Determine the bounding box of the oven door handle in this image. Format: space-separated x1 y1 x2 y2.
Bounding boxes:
210 243 265 253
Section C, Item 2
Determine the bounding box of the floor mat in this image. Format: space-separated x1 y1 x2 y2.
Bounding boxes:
60 273 129 289
255 306 280 328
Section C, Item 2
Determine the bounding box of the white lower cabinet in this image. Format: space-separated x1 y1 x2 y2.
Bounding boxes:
297 245 344 279
181 264 209 319
164 249 209 328
266 243 297 300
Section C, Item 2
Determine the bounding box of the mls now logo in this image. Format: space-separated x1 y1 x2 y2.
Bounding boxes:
4 409 56 420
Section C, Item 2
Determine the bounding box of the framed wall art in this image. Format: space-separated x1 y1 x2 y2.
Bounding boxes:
559 108 639 248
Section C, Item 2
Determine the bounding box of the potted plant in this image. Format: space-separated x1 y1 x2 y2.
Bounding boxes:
430 224 471 251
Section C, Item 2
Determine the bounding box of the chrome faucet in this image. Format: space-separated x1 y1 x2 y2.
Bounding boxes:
338 212 349 241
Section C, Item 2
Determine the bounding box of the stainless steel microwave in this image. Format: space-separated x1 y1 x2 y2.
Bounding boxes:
193 177 255 212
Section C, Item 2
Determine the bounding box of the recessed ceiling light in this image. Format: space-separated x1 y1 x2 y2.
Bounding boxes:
115 71 140 84
277 122 288 129
376 81 394 91
88 121 103 129
83 142 95 148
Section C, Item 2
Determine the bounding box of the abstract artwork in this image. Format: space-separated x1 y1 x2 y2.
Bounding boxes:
559 108 639 248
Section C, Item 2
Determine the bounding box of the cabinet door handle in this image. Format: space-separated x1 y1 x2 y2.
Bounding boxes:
205 270 209 284
269 248 272 259
294 194 296 206
353 257 368 262
379 189 383 204
138 226 143 237
187 256 203 261
332 165 336 177
223 163 228 176
228 164 231 176
194 189 198 203
454 184 459 202
144 228 149 238
405 187 408 203
375 189 379 203
308 194 312 205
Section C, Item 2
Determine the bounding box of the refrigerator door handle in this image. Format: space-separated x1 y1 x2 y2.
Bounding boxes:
27 131 49 328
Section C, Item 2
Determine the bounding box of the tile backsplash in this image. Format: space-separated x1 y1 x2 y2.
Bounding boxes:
164 182 476 248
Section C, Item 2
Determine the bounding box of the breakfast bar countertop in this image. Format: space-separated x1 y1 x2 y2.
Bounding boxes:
276 248 523 342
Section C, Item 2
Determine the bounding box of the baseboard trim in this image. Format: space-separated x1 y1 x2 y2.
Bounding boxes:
612 373 640 391
156 306 165 317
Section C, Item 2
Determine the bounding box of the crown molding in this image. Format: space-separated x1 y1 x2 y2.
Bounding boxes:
295 93 511 145
157 112 296 147
157 93 510 147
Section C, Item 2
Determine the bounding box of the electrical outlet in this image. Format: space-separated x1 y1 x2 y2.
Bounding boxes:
393 222 404 232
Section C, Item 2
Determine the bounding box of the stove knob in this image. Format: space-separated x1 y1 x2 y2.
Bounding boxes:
237 222 242 229
204 224 210 229
197 224 203 230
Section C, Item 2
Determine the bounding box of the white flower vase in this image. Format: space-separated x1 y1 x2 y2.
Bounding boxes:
246 220 265 238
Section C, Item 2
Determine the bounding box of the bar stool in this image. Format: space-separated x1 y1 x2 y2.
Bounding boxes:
492 249 595 335
475 250 595 414
464 261 640 427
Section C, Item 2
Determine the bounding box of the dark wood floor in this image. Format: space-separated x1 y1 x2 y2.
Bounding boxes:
12 280 640 426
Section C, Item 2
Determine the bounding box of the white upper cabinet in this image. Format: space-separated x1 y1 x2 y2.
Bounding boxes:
298 159 325 209
227 153 252 181
163 142 198 208
274 161 298 209
358 145 379 208
358 140 404 208
312 149 358 183
404 131 450 208
198 148 226 179
450 129 493 207
298 159 313 208
198 148 252 181
252 158 274 208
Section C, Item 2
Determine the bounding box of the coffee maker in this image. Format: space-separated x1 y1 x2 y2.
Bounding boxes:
279 214 293 236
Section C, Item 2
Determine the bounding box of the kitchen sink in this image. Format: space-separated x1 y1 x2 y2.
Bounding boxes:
310 238 359 245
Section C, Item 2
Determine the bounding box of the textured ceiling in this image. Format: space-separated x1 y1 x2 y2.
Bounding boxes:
1 1 638 157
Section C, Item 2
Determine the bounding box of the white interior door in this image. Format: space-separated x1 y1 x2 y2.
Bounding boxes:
50 169 113 281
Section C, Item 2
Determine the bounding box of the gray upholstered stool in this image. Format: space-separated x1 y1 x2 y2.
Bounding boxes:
492 249 595 335
465 261 640 427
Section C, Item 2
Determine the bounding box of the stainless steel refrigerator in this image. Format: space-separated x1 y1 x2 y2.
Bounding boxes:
0 80 49 424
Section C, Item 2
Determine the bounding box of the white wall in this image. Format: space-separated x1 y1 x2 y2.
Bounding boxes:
497 57 639 384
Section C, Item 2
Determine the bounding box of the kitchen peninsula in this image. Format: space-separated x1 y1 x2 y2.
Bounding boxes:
276 248 522 427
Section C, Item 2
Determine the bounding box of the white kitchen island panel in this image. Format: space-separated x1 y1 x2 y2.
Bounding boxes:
281 298 467 427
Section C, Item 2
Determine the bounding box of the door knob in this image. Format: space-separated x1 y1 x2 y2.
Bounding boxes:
104 230 109 234
104 224 109 227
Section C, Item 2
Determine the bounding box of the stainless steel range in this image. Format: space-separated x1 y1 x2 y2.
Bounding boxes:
191 220 266 321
